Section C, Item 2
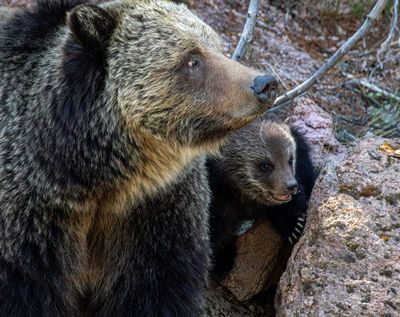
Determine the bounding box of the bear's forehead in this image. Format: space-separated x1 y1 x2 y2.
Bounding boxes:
232 135 293 164
257 124 296 159
105 0 222 51
264 137 294 158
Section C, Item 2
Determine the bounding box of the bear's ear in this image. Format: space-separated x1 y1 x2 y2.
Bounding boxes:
57 5 116 130
66 5 116 48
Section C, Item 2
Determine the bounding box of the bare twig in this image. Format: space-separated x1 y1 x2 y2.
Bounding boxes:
232 0 261 61
346 74 400 102
270 0 389 109
377 0 399 65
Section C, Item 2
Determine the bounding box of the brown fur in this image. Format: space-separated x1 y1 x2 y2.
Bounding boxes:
0 0 278 315
212 120 297 206
208 119 316 277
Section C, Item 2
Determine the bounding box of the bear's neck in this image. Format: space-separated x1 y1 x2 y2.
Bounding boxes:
35 102 204 209
98 126 205 213
101 126 204 209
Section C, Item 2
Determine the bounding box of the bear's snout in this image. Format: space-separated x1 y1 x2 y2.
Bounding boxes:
251 75 278 104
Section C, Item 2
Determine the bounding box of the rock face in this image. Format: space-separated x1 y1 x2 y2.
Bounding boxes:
287 97 347 168
276 138 400 317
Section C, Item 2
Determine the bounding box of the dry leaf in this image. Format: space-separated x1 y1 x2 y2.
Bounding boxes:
379 141 400 158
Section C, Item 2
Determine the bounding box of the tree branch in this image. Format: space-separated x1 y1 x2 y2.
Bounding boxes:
377 0 399 65
346 74 400 102
232 0 261 61
270 0 389 109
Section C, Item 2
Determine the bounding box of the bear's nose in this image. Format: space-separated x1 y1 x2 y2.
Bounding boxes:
251 75 278 103
287 183 298 195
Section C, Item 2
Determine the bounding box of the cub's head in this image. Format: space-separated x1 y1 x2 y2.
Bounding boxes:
218 120 298 206
63 0 278 148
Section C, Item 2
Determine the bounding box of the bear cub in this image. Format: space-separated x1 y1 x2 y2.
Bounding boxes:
207 119 316 278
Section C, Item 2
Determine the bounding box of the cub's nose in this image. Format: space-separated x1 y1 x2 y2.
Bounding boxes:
251 75 278 103
287 183 298 195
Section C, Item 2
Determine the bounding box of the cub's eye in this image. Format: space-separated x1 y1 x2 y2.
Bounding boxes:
260 160 274 172
289 156 294 166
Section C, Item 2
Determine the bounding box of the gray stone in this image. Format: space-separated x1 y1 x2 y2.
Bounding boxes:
276 138 400 317
287 97 347 168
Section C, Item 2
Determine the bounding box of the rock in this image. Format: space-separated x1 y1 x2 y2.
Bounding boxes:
287 97 348 168
221 221 286 302
204 284 255 317
276 138 400 317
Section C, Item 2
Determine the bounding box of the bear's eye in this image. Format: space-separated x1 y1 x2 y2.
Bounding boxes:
187 54 200 70
260 160 274 172
188 59 199 68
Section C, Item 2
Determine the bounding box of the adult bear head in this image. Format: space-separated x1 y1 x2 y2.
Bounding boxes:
1 0 278 197
63 0 278 147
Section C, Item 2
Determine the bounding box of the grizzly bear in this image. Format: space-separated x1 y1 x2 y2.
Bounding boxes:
207 119 315 278
0 0 277 316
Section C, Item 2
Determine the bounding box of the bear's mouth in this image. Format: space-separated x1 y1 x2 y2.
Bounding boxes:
230 101 272 119
271 193 292 202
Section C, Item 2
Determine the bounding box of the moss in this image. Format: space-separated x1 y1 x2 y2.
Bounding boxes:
347 242 359 252
380 234 390 242
338 183 360 199
359 185 381 197
380 269 393 278
384 193 400 206
346 285 355 293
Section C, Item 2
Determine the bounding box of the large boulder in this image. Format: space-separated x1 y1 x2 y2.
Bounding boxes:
276 138 400 316
287 97 347 168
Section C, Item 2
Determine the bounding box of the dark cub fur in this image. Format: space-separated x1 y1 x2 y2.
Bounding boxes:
207 120 316 278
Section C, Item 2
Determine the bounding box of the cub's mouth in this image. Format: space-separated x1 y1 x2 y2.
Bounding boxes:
271 193 292 203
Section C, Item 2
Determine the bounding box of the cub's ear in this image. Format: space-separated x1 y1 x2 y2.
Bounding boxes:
66 5 116 48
